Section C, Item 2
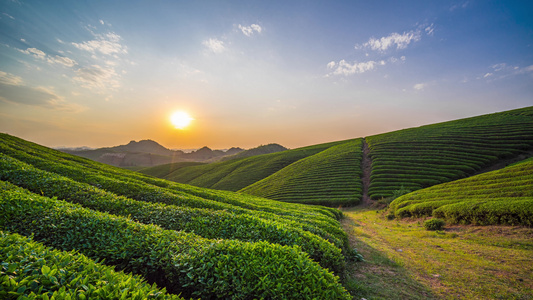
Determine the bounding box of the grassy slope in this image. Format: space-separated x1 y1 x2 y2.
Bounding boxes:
142 139 346 191
366 106 533 199
343 207 533 299
388 159 533 226
241 139 363 207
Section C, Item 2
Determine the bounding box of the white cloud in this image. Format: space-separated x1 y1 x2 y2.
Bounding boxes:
483 72 493 78
425 24 435 36
327 59 385 76
73 64 120 91
450 1 469 11
20 47 77 67
238 24 262 37
72 32 127 55
0 71 23 85
413 83 426 90
203 38 225 53
99 20 105 25
359 30 422 52
2 13 15 20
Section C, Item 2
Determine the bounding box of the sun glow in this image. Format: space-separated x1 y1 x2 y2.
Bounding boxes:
170 111 194 129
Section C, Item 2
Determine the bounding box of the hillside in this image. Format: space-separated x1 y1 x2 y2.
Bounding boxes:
0 133 353 299
366 106 533 199
388 158 533 226
241 139 364 207
138 106 533 208
140 140 346 192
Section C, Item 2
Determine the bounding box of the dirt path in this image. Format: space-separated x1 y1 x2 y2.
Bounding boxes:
360 138 372 206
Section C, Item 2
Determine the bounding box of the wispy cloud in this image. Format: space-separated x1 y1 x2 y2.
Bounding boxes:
357 30 421 52
19 47 77 67
203 38 225 53
450 1 469 12
0 71 84 112
0 70 23 85
413 83 426 90
73 65 120 91
238 24 262 37
326 59 385 76
479 63 533 80
356 24 434 52
72 32 127 56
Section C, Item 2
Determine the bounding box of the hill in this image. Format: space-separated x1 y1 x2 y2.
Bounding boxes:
0 133 353 299
220 143 288 161
140 140 346 192
139 106 533 208
366 106 533 199
388 158 533 226
241 139 364 207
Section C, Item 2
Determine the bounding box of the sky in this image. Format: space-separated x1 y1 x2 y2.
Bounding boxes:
1 0 532 150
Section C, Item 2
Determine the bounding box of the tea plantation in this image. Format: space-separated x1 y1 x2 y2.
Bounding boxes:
240 139 364 207
0 134 352 299
389 159 533 226
366 106 533 199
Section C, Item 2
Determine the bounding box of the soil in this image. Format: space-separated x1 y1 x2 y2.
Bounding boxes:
360 138 372 206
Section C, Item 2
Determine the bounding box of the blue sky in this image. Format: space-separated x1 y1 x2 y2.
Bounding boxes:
1 0 532 149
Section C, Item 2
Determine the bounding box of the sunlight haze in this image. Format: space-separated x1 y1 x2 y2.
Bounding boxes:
1 0 532 149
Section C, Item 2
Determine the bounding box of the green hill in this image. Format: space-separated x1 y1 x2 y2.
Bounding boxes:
388 158 533 226
141 140 346 192
241 139 364 207
0 133 352 299
366 106 533 199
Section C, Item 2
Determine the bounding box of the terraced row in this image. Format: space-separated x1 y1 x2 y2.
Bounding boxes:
241 139 363 207
0 183 350 299
388 159 533 226
366 107 533 199
160 140 347 191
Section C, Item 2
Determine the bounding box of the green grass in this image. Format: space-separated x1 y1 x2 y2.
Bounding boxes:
241 139 364 207
366 106 533 199
388 159 533 226
343 207 533 299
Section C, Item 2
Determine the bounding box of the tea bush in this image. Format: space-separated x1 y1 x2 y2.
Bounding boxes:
423 218 446 231
0 231 183 300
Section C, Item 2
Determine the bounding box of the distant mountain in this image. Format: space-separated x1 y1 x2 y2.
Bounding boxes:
60 140 245 168
221 143 287 161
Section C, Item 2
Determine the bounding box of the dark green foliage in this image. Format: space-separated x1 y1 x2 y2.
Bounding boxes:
0 231 183 300
366 106 533 199
423 218 446 231
241 139 364 207
0 154 345 273
0 187 351 299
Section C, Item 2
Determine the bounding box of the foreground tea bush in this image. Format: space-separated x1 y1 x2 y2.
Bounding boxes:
0 231 182 300
0 154 345 273
0 187 351 299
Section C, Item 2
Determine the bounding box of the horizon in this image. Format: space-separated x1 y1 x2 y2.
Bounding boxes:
1 1 532 149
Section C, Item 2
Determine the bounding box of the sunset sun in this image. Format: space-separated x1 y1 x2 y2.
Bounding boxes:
170 111 194 129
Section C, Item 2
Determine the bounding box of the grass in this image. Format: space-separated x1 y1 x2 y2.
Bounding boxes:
343 207 533 299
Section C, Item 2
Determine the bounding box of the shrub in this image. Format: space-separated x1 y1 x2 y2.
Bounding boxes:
0 231 183 300
424 218 446 231
0 186 351 299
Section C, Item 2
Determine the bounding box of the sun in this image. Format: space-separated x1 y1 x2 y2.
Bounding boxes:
170 111 194 129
